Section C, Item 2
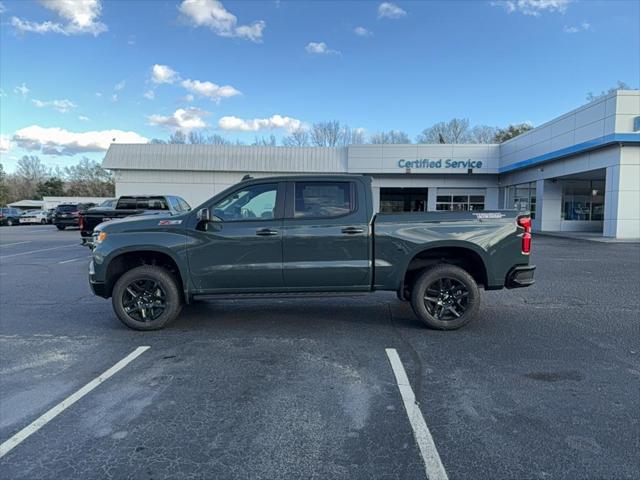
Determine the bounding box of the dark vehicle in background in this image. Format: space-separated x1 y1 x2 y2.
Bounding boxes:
53 204 81 230
89 175 535 331
0 207 23 226
54 203 97 230
81 195 190 243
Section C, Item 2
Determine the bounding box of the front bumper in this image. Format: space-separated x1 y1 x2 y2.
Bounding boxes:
89 260 108 297
505 265 536 289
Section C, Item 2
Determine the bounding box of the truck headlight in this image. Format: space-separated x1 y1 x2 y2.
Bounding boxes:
95 231 108 244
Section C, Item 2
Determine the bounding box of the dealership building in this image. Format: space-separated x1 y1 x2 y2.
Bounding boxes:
103 90 640 239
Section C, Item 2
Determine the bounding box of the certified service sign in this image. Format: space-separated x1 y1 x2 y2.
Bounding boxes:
397 158 483 170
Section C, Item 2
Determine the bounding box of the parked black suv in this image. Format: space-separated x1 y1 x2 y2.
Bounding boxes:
53 204 81 230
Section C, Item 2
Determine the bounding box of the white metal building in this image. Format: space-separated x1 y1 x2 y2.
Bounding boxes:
103 90 640 239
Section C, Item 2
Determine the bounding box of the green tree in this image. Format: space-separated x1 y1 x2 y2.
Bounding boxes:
492 123 534 143
586 81 633 102
36 177 65 198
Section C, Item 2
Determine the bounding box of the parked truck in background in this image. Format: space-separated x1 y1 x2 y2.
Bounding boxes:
80 195 191 243
88 175 535 331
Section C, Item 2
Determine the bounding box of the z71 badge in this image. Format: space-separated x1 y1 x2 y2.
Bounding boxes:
158 219 183 225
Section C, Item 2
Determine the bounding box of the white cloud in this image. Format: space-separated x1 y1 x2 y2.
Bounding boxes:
181 78 241 102
305 42 341 56
148 108 209 131
354 26 372 37
151 64 179 84
184 94 195 102
218 114 303 133
12 125 148 156
378 2 406 19
114 80 126 91
78 115 90 121
11 0 107 36
0 134 12 154
143 90 155 100
490 0 570 17
14 83 30 97
563 21 590 33
0 2 6 15
32 98 77 113
110 93 119 103
178 0 266 42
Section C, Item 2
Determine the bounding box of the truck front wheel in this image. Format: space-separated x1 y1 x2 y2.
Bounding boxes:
410 264 480 330
112 265 182 330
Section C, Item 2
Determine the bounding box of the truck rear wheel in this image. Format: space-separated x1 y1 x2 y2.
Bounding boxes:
410 264 480 330
56 225 65 230
112 265 182 331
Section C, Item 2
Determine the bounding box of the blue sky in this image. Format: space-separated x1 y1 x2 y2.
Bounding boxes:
0 0 638 171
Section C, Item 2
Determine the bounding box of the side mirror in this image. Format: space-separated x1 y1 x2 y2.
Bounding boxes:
196 208 210 222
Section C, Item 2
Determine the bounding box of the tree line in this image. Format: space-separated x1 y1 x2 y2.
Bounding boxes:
150 118 534 147
0 156 115 206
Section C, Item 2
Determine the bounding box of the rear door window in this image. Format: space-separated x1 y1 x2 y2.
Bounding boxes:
293 182 353 219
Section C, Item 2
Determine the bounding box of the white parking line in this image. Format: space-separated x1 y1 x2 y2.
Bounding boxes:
0 346 150 458
0 241 32 247
0 244 78 260
385 348 449 480
58 257 81 264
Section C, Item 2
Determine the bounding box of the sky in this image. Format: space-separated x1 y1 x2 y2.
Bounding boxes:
0 0 639 172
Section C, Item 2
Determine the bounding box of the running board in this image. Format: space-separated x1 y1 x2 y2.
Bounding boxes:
192 291 370 301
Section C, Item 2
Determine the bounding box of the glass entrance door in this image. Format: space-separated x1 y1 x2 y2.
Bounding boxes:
380 188 428 213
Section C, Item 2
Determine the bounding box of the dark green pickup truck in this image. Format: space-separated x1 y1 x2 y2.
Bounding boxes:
89 175 535 331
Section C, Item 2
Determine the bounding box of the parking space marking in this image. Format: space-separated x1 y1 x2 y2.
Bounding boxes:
58 257 82 264
0 241 32 247
0 244 79 259
386 348 448 480
0 346 150 458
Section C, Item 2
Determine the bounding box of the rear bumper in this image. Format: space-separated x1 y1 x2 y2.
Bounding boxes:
55 218 80 226
505 265 536 289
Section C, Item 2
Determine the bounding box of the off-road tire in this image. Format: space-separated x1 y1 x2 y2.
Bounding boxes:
410 264 480 330
112 265 182 331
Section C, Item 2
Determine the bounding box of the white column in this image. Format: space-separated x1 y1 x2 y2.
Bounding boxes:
485 187 499 210
536 179 562 232
427 188 437 211
604 153 640 238
371 186 381 213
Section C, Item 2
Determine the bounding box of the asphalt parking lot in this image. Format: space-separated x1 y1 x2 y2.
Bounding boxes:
0 225 639 479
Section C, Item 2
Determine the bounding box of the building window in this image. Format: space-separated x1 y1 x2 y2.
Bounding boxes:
436 194 485 211
562 180 604 221
506 182 536 219
380 188 427 213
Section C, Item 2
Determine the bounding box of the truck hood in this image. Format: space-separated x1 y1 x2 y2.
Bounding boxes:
96 212 186 233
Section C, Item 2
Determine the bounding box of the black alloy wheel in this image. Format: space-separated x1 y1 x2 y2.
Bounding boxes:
423 277 470 321
122 278 167 323
410 264 480 330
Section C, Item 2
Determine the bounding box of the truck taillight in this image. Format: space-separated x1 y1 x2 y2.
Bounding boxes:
79 215 84 230
517 216 532 255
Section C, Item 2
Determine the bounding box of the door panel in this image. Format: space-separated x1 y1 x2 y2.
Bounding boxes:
187 219 283 291
282 181 371 288
187 182 284 292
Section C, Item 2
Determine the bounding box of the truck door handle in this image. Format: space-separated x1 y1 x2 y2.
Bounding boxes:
342 227 364 235
256 228 279 236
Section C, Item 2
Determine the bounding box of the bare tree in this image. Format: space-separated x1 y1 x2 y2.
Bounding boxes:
369 130 411 144
64 158 114 197
416 118 471 144
282 128 310 147
470 125 498 144
586 80 633 102
310 121 343 147
341 126 366 146
206 134 233 145
168 130 187 144
252 135 277 146
188 131 207 144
